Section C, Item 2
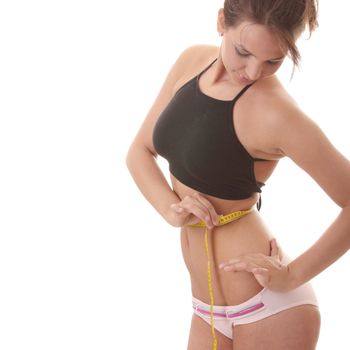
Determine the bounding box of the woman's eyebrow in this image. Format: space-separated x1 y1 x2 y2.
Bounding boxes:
237 43 285 61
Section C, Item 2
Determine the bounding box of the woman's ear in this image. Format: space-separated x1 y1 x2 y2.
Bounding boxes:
217 8 226 36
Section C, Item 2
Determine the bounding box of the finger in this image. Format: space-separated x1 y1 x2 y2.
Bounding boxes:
222 262 246 272
222 261 259 273
193 192 220 225
219 258 240 269
228 254 262 265
275 240 284 261
270 238 280 257
269 240 284 265
170 203 184 214
219 253 259 269
171 201 205 223
180 197 214 228
252 268 269 287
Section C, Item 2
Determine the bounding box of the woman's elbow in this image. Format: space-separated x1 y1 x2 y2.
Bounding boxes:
125 142 155 172
125 143 137 172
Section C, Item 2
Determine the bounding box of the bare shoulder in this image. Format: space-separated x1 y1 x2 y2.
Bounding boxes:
128 44 219 154
172 44 220 94
236 75 310 159
240 76 350 207
246 75 300 124
255 78 318 153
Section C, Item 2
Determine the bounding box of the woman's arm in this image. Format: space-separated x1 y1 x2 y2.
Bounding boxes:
220 100 350 291
126 46 219 228
275 107 350 288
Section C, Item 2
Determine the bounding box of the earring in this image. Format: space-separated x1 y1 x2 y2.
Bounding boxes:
219 32 223 37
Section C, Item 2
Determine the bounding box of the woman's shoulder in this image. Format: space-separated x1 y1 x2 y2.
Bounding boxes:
244 75 302 123
237 75 314 159
172 44 220 94
176 44 219 67
250 76 296 106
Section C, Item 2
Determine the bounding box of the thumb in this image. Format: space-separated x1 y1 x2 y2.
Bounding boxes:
170 203 183 213
252 267 269 287
270 238 280 258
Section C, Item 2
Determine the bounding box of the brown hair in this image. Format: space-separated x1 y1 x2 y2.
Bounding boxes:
223 0 319 67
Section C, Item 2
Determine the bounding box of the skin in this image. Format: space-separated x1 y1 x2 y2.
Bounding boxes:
126 8 350 350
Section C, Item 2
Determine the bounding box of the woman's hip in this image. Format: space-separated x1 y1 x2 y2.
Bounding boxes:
192 280 319 340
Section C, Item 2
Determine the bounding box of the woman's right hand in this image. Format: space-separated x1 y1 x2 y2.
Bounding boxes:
166 192 220 228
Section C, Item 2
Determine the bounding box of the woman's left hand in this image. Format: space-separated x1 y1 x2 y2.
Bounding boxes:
219 238 295 292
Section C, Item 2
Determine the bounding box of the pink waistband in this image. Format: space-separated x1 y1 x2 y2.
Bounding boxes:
193 300 265 319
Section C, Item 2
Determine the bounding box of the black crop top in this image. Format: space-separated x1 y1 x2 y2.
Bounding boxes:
152 58 265 200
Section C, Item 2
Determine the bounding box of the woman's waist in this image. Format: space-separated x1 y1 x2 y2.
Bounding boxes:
184 208 271 247
181 211 274 304
181 211 273 273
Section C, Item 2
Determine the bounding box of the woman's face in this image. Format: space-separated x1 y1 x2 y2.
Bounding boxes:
219 20 287 85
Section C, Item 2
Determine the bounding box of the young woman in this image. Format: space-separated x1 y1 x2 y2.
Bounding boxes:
126 1 350 349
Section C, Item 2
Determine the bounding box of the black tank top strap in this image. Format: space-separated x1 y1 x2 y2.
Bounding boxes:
197 57 254 104
197 57 218 80
256 194 262 211
231 82 254 104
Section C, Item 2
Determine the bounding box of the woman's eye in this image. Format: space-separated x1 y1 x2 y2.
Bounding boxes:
267 60 281 65
235 47 249 57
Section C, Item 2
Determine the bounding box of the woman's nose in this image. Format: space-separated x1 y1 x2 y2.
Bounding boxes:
245 64 262 81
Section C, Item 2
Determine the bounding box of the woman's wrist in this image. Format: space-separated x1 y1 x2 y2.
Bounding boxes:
287 261 303 290
159 194 182 227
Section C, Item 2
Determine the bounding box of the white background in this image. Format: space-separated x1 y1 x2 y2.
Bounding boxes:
0 1 349 349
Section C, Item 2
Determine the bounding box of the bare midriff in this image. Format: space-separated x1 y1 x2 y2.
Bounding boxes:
171 174 274 307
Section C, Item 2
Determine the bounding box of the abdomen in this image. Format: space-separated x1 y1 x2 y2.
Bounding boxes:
181 210 273 306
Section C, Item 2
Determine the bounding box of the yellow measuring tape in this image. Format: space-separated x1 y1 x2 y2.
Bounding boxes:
187 208 253 350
